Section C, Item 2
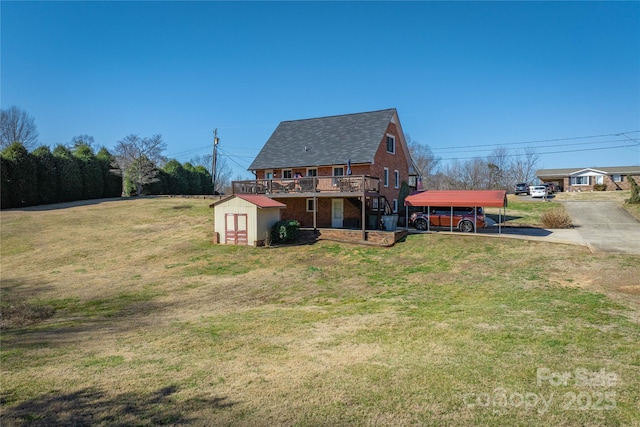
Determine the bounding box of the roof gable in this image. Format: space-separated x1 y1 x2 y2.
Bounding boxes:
249 109 398 170
210 194 286 209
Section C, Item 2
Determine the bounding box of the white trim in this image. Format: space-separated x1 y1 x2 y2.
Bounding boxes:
383 168 389 187
570 176 590 185
570 168 607 176
306 198 315 212
306 168 317 177
394 170 400 189
386 134 396 154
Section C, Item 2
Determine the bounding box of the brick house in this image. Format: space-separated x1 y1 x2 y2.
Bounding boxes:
233 108 417 237
536 166 640 192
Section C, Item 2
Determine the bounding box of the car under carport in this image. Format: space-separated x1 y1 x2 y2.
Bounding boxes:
403 190 508 233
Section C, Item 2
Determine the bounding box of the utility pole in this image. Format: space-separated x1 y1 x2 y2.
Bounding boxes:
212 129 219 194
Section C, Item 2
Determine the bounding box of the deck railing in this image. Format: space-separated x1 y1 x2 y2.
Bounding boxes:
232 175 380 196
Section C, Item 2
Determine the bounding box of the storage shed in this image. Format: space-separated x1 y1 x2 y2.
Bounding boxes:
210 195 286 246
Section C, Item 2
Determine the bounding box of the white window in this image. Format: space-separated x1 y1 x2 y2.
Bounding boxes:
595 175 604 185
283 169 292 179
386 135 395 154
612 174 624 183
393 199 398 213
307 168 317 177
394 170 400 188
570 176 589 185
383 168 389 187
306 198 315 212
333 166 344 186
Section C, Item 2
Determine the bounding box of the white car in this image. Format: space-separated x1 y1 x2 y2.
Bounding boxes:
530 185 547 198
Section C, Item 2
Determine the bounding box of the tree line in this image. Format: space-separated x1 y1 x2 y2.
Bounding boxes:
407 135 540 190
1 106 219 209
0 140 214 209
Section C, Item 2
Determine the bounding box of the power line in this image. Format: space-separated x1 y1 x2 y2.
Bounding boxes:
434 137 639 155
431 130 640 152
439 143 639 162
217 146 252 171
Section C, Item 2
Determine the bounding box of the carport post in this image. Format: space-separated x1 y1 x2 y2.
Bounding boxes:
405 205 408 230
474 208 477 233
450 206 453 232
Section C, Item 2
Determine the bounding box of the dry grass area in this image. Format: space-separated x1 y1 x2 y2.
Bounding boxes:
1 197 639 426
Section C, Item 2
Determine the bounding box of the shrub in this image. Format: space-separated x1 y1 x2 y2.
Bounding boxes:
271 219 300 243
627 176 640 204
593 184 606 191
541 208 573 229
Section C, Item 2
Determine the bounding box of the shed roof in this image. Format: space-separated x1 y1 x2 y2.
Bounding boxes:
404 190 508 208
210 194 286 209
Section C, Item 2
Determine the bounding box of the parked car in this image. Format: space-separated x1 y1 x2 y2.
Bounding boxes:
514 183 530 195
409 207 486 232
530 185 548 198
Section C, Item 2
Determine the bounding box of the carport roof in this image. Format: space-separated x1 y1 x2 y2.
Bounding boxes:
404 190 508 208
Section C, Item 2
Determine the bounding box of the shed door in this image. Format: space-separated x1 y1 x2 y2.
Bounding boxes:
225 213 248 245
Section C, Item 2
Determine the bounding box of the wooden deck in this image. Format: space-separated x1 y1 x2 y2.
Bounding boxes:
232 175 380 197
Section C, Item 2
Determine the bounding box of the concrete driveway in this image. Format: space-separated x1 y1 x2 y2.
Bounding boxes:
561 201 640 254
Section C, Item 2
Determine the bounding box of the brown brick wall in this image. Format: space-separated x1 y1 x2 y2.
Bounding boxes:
317 229 407 246
561 175 640 192
371 122 410 210
275 197 364 228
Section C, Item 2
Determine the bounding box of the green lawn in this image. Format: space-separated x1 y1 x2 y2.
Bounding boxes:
1 198 639 426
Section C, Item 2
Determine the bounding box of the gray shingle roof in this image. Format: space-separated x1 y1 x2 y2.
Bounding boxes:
537 166 640 177
249 109 398 170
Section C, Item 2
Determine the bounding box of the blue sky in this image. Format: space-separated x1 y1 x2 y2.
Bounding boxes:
2 1 639 179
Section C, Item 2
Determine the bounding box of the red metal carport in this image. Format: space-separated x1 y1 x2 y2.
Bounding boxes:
404 190 508 233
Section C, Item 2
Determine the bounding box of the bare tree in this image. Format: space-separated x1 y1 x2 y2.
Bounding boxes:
70 135 96 151
112 134 167 196
487 147 511 190
511 147 540 185
190 153 232 194
0 106 39 151
406 134 441 178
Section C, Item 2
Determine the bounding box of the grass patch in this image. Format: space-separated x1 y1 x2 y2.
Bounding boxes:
0 300 55 329
0 197 638 426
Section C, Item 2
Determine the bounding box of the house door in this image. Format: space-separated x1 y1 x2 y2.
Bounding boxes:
331 199 343 228
225 213 248 245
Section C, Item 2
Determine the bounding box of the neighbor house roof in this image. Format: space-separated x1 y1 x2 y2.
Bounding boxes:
248 108 401 170
537 166 640 178
404 190 508 208
210 194 286 209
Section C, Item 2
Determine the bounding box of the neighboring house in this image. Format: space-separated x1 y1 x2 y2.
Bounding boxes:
536 166 640 192
234 108 417 235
